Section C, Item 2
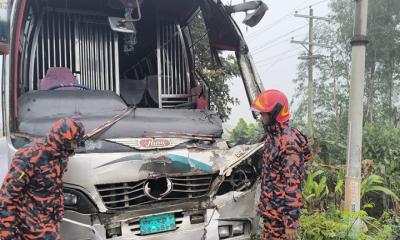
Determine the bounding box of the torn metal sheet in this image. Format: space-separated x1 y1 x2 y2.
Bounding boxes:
211 142 264 176
226 1 268 27
81 142 262 183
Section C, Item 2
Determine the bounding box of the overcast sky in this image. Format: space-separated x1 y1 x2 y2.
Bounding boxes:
223 0 330 129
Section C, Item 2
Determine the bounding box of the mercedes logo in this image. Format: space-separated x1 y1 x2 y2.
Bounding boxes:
144 177 173 200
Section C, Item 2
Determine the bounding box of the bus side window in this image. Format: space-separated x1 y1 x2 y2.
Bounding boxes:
0 0 10 55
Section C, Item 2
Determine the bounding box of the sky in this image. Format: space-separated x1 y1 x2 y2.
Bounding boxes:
223 0 330 129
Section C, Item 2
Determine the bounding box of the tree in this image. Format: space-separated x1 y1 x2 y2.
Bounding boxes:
292 0 400 222
293 0 400 164
363 124 400 211
228 118 263 145
188 10 240 122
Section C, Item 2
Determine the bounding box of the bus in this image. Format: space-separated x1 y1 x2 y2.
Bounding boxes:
0 0 267 239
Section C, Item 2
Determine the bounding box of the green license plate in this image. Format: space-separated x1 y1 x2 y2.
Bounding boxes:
140 213 176 235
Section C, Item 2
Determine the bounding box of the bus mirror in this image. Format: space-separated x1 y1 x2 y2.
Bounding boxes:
0 0 10 55
108 0 142 33
226 1 268 27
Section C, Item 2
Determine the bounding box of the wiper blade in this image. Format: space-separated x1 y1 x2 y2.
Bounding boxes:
83 106 135 142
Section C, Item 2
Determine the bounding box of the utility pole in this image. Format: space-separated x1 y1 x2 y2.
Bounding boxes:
291 8 329 143
344 0 369 216
307 8 314 142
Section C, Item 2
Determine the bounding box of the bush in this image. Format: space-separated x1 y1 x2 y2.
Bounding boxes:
253 208 395 240
299 209 394 240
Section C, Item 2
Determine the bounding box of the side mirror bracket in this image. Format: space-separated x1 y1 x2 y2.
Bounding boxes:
108 17 137 33
226 1 268 27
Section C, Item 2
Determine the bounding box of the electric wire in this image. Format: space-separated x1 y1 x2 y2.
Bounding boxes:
246 0 329 38
254 47 302 64
264 52 301 68
297 0 330 12
257 52 303 77
251 33 307 55
259 46 326 73
250 25 307 52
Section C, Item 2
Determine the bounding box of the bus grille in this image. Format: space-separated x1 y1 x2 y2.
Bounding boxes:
95 174 214 210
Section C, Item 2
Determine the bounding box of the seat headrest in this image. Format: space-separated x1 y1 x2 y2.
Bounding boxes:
40 67 78 90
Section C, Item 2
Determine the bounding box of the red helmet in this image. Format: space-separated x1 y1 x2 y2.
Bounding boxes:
251 89 291 123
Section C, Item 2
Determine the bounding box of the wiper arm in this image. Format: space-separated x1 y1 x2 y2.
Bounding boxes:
82 106 136 142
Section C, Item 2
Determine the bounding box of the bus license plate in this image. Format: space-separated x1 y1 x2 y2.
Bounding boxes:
139 213 176 235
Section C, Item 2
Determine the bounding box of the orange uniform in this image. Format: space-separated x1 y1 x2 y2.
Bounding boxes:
0 118 84 240
251 89 312 239
257 122 312 239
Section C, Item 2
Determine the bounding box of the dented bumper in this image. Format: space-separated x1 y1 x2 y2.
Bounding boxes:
61 183 260 240
60 142 263 239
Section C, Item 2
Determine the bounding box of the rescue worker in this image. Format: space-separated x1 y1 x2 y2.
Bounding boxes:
0 118 85 240
252 89 312 240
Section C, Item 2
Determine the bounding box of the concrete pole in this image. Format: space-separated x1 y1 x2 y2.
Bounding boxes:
307 7 314 142
344 0 369 213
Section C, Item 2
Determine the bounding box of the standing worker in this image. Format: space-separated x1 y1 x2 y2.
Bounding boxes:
0 118 85 240
252 89 312 240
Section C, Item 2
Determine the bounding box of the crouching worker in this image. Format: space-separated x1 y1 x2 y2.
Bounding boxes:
252 90 312 240
0 118 85 240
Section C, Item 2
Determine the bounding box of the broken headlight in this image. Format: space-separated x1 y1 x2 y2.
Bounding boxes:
64 192 78 206
217 164 258 195
63 187 98 214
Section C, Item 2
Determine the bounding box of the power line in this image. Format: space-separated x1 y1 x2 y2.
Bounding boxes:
247 0 329 37
251 25 307 50
254 47 302 64
251 25 307 52
258 52 302 75
251 33 307 55
247 13 293 38
261 52 302 66
297 0 330 12
247 0 308 38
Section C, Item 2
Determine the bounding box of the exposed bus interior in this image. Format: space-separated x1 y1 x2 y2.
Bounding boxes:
10 0 243 146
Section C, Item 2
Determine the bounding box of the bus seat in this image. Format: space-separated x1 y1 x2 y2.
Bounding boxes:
40 67 79 90
120 78 147 105
146 75 159 104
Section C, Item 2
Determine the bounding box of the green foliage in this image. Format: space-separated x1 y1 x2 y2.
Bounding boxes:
335 170 344 195
381 211 400 238
293 0 400 164
299 209 394 240
299 209 350 240
228 118 264 145
361 175 399 201
252 208 396 240
362 124 400 210
363 124 400 164
188 10 240 122
303 170 329 210
292 0 400 220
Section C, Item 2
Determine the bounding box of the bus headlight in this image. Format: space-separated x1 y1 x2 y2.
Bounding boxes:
64 192 78 206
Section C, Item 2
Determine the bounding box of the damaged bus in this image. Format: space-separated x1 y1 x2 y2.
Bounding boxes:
0 0 267 239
